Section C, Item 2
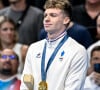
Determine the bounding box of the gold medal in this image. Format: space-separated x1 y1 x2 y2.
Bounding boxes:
38 81 48 90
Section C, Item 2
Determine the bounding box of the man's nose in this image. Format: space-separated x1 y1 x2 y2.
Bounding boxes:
44 15 50 22
5 56 11 61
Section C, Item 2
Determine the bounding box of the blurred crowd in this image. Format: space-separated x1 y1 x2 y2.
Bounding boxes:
0 0 100 90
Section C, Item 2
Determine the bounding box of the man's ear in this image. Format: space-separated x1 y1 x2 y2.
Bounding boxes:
63 17 70 25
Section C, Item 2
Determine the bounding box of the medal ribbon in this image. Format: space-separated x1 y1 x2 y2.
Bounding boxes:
41 34 69 81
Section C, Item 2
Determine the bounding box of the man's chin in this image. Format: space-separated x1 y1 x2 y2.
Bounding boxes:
0 69 12 75
45 29 52 33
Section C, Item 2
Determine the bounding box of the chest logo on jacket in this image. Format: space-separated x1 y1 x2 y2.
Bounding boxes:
36 53 41 58
59 50 65 61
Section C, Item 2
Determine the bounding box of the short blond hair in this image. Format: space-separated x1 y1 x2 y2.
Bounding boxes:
44 0 72 18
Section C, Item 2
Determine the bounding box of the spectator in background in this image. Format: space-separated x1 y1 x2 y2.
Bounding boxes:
84 46 100 90
0 16 28 75
2 0 9 7
72 0 100 42
0 48 21 90
69 0 85 6
87 13 100 62
95 13 100 41
0 0 43 45
24 0 85 10
26 0 46 11
0 0 4 9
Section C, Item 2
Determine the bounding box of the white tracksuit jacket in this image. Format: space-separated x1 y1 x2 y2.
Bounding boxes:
20 37 88 90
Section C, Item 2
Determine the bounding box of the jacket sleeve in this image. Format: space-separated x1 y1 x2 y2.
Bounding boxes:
64 47 88 90
20 46 33 90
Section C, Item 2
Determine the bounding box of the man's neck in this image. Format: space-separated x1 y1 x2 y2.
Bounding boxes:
47 30 66 40
10 0 27 11
0 74 12 80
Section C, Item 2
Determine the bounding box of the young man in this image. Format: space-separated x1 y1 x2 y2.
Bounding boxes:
0 49 21 90
20 0 88 90
87 13 100 61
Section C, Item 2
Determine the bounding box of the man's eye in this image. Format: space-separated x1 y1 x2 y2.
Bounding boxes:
50 13 58 17
44 13 58 18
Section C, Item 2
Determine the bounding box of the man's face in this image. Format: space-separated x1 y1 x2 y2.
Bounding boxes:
0 49 19 75
91 51 100 68
43 8 69 34
91 51 100 64
91 50 100 85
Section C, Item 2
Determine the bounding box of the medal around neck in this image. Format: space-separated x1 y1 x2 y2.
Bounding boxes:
38 81 48 90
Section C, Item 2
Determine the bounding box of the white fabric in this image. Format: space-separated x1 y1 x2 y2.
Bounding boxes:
87 40 100 67
20 37 88 90
84 73 100 90
13 43 24 74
